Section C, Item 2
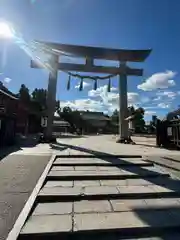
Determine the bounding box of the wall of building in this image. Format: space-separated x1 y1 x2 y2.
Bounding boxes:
0 90 18 147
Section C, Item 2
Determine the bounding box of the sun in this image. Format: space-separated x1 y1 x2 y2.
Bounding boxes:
0 22 13 38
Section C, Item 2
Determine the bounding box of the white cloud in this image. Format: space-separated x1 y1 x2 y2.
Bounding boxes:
88 85 117 98
60 99 105 112
75 81 91 89
61 84 174 115
158 103 170 109
60 85 145 114
144 106 158 110
89 86 140 105
127 92 139 104
137 70 177 91
153 96 161 101
4 77 12 83
145 111 157 116
156 91 177 99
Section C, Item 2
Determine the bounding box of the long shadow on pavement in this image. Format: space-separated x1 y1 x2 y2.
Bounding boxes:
0 145 21 161
51 142 180 239
51 142 180 193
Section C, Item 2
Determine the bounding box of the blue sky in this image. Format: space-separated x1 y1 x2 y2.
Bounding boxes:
0 0 180 119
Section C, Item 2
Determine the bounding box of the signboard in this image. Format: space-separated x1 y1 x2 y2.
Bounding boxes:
41 117 47 127
167 127 172 136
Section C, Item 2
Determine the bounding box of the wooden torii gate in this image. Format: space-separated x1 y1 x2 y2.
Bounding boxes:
31 42 151 143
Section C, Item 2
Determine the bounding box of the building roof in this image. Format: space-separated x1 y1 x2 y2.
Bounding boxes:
79 111 110 121
35 41 152 62
0 88 18 100
164 108 180 121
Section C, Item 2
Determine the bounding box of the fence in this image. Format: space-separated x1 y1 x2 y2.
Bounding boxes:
156 119 180 149
166 119 180 148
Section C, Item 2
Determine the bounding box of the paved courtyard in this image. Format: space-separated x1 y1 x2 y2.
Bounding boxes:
2 134 180 239
19 152 180 239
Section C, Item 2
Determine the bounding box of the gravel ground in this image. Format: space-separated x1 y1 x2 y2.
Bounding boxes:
0 153 51 240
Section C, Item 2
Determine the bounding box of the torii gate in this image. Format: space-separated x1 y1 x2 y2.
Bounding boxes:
31 42 151 143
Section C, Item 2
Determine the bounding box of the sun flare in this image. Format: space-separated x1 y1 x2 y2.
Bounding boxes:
0 22 13 38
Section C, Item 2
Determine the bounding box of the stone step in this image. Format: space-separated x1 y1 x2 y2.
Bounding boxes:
32 199 180 216
56 154 143 158
20 207 180 239
53 161 153 167
37 185 180 202
47 169 169 181
53 157 148 166
43 177 178 188
43 179 160 188
51 165 161 172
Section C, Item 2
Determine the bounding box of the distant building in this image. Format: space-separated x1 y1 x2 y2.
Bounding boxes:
59 110 111 134
53 116 70 134
79 111 110 134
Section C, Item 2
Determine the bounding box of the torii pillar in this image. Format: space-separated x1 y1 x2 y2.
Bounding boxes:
117 61 129 143
44 55 58 141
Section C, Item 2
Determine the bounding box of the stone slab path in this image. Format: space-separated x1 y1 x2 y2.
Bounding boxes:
7 151 180 240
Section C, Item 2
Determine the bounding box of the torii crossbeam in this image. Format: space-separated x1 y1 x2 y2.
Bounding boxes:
31 42 151 142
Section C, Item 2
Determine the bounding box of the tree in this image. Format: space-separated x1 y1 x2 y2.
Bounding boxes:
55 100 60 111
31 88 60 112
63 106 72 113
18 84 31 103
111 109 119 123
133 107 145 133
128 106 136 116
110 106 145 133
31 88 47 110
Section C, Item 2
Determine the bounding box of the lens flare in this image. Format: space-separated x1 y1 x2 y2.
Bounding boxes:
0 20 59 73
0 22 14 38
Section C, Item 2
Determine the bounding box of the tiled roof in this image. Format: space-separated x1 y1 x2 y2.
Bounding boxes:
0 88 18 100
80 111 110 121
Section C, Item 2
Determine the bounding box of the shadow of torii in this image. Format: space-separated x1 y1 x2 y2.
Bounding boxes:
50 141 180 193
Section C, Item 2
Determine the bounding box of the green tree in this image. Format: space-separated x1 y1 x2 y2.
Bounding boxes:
31 88 47 110
55 100 60 111
18 84 31 103
133 107 145 133
63 106 72 113
128 106 136 116
111 109 119 123
31 88 60 112
111 106 145 133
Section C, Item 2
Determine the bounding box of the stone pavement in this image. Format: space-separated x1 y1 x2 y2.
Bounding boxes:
7 134 180 157
0 154 51 240
18 152 180 239
55 135 180 156
3 134 180 239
